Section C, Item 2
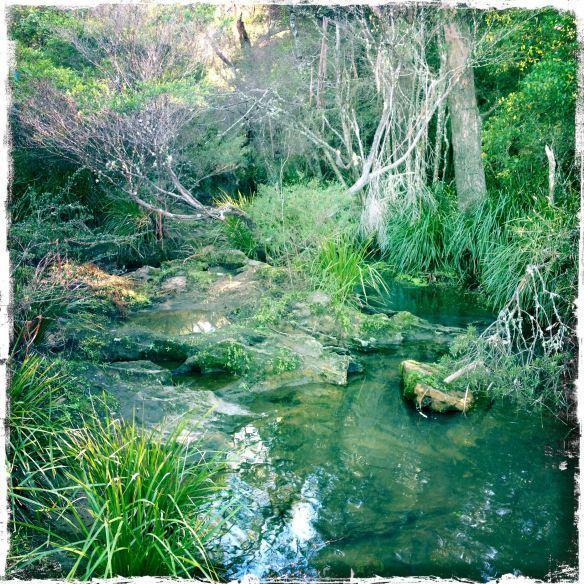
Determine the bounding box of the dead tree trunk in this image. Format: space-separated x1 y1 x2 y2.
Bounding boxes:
443 15 486 212
237 15 251 50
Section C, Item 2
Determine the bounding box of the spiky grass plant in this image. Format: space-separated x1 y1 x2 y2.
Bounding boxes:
14 417 228 580
8 355 74 520
311 235 387 305
381 194 453 275
47 419 226 579
9 357 228 580
479 207 577 316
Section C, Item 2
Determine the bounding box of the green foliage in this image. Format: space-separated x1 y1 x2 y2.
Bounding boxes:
381 188 456 274
445 191 526 284
9 356 227 579
246 181 358 261
480 207 577 317
251 294 297 326
9 355 82 521
198 341 253 376
480 10 577 197
10 183 94 265
222 216 258 258
267 348 301 375
382 187 576 324
11 259 85 352
9 181 190 271
311 235 387 305
244 181 384 306
442 327 572 414
98 198 169 267
46 419 225 579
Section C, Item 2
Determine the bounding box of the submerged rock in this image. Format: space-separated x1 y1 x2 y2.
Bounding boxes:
73 361 251 448
400 359 473 413
107 360 173 384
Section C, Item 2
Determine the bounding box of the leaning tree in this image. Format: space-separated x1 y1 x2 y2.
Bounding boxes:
233 6 499 241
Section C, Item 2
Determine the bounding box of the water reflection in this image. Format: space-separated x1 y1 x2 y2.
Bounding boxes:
129 279 576 580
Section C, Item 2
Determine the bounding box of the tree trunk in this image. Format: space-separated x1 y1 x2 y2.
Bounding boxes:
443 16 486 212
237 15 251 50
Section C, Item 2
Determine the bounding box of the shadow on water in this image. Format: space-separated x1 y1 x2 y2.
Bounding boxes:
368 279 494 329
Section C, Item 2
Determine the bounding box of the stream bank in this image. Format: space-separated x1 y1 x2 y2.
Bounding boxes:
57 246 576 581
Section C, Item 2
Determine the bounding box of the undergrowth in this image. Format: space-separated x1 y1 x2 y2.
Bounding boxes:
8 357 228 580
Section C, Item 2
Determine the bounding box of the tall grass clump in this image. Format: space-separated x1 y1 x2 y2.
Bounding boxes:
42 419 226 579
14 418 227 580
9 358 228 579
380 189 454 275
445 192 523 285
479 206 577 317
9 355 76 521
441 201 576 414
312 235 387 305
98 198 167 267
218 193 258 258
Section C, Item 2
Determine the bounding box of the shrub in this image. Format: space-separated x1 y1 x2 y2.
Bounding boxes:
9 184 93 265
246 181 358 261
441 327 573 415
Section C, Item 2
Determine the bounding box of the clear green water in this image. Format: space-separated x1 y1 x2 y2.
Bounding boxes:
129 282 577 581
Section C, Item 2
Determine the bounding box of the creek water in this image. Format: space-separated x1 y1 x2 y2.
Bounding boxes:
129 281 577 581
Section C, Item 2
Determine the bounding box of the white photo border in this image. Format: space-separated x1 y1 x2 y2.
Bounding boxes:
0 1 582 581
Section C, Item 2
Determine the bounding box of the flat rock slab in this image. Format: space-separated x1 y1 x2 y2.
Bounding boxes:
73 360 251 449
175 327 350 388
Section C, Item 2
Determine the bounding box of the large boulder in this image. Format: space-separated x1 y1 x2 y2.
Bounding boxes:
400 359 473 413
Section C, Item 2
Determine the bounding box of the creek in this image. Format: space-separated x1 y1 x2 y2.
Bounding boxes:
124 278 577 581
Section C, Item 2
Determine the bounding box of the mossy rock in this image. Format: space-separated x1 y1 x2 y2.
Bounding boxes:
355 311 461 351
192 339 257 375
174 327 349 387
101 326 193 363
400 359 473 413
202 247 249 270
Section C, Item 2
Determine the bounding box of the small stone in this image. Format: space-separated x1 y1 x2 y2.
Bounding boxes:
308 290 331 306
126 265 156 282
